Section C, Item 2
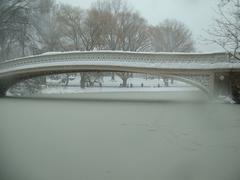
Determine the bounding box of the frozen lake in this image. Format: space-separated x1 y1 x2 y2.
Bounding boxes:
1 91 240 180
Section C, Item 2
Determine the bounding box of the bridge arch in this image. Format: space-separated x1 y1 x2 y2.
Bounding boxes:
3 65 211 96
158 75 210 94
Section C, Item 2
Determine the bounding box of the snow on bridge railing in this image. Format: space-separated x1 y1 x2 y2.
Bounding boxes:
0 51 234 73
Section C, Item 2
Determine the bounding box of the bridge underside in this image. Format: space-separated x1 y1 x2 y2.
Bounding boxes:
0 65 215 97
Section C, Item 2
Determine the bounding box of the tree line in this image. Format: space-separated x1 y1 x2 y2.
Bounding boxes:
0 0 195 62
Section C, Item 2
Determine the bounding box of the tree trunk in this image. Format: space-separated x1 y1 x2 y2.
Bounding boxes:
122 78 127 87
40 76 47 85
231 72 240 104
90 81 94 87
163 78 169 87
64 74 69 87
80 72 86 89
111 72 115 80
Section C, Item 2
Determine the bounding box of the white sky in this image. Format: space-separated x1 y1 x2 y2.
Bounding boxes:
56 0 222 52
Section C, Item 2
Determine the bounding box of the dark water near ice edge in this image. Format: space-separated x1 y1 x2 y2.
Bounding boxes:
1 91 240 180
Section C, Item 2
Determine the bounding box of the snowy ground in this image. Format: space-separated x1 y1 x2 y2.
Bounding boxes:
41 86 198 94
48 75 190 87
43 75 197 94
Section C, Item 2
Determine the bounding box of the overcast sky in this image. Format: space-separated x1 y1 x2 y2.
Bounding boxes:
57 0 221 52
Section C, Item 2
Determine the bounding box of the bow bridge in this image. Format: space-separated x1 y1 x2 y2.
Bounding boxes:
0 51 240 102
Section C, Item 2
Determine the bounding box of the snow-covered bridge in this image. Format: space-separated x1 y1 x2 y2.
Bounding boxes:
0 51 240 101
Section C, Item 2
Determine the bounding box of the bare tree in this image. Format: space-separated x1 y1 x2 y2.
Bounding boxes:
117 11 150 51
90 0 125 50
0 0 30 61
91 0 150 51
85 72 103 87
116 72 131 87
116 9 150 86
0 0 29 28
90 0 150 87
80 8 105 51
150 19 195 52
31 0 62 52
208 0 240 60
57 4 84 50
149 19 195 86
56 4 104 88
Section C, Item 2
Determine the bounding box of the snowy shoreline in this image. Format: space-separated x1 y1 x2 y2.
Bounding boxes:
40 86 199 94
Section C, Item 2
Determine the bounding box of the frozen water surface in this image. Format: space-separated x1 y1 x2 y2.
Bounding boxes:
0 92 240 180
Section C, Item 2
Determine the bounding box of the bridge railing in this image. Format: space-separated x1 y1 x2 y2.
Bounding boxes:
0 51 232 73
